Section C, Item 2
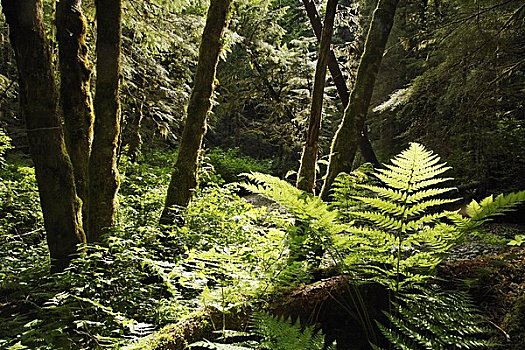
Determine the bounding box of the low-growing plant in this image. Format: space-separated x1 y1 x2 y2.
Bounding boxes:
207 148 274 183
240 143 525 350
190 311 336 350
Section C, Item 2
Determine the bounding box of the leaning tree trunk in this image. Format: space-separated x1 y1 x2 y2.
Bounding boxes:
2 0 86 272
88 0 122 241
160 0 232 223
56 0 95 227
320 0 399 200
301 0 380 168
296 0 338 193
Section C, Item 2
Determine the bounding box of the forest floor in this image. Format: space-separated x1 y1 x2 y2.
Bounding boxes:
440 224 525 349
135 222 525 350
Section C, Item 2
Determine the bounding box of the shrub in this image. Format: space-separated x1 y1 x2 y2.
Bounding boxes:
207 148 274 183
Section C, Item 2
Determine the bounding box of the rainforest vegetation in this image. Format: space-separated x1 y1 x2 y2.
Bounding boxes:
0 0 524 349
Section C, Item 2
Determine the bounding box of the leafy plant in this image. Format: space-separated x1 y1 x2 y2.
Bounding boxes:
207 148 274 183
190 311 335 350
508 234 525 247
330 162 375 223
375 286 493 350
241 172 346 267
333 143 461 290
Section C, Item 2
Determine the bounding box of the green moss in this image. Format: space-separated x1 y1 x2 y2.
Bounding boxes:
503 295 525 349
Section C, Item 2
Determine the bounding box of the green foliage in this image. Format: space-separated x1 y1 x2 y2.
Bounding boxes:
460 191 525 229
0 145 303 349
207 148 274 183
118 148 175 225
177 185 310 308
372 0 525 193
375 286 493 350
241 172 346 266
209 0 318 171
508 234 525 247
251 312 335 350
330 162 375 222
0 225 186 349
333 143 461 289
0 128 12 164
0 136 44 285
190 312 335 350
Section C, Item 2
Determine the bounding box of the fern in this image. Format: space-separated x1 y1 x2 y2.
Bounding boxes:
240 173 347 266
330 163 375 222
333 143 461 290
448 190 525 231
251 312 335 350
240 172 345 235
375 286 493 350
190 312 335 350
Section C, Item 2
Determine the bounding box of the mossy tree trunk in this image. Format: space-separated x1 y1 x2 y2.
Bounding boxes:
296 0 338 193
2 0 86 272
301 0 380 168
56 0 95 227
124 98 145 162
320 0 399 200
88 0 122 241
160 0 232 223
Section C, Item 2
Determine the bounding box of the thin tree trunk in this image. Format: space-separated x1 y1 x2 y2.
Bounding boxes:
301 0 380 167
2 0 85 272
296 0 338 193
160 0 232 223
125 99 145 162
320 0 399 200
88 0 122 241
56 0 95 227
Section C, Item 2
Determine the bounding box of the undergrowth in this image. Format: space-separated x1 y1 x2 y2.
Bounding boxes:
1 141 524 349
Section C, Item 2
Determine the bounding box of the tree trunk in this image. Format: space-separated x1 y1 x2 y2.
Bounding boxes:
301 0 380 168
56 0 95 227
320 0 399 200
296 0 338 194
160 0 232 222
125 99 145 162
88 0 122 241
2 0 85 272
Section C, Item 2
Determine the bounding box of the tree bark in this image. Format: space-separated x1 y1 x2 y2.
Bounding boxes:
296 0 338 194
88 0 122 241
160 0 232 222
125 99 145 162
301 0 380 168
320 0 399 200
56 0 95 227
2 0 85 272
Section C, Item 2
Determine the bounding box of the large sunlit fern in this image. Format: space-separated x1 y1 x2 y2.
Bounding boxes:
333 143 461 289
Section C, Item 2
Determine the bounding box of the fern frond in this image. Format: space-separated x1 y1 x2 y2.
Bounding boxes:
376 286 493 350
351 211 402 230
358 185 405 202
464 190 525 227
403 212 445 232
403 198 458 217
251 312 335 350
333 143 460 288
240 172 343 234
352 196 406 216
404 188 456 204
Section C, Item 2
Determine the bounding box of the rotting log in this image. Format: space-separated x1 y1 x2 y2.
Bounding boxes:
126 276 390 350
